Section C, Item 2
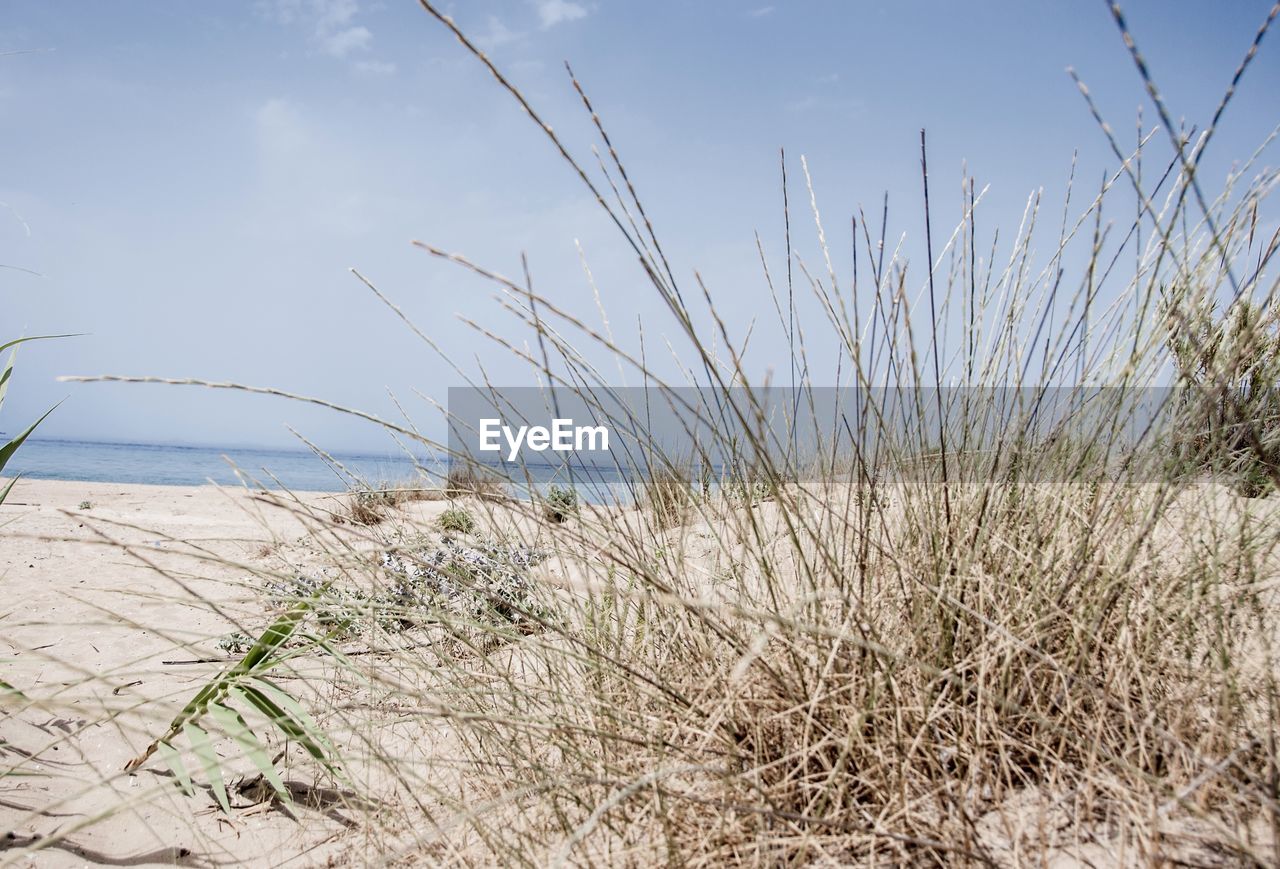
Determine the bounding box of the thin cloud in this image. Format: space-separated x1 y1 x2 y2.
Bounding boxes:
258 0 392 71
474 15 522 51
747 6 775 18
470 2 588 51
319 24 371 58
310 0 368 58
532 0 589 30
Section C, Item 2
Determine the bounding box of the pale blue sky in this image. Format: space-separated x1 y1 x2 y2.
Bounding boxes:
2 1 1277 451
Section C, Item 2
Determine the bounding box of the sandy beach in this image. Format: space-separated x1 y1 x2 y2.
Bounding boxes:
4 475 1279 866
0 479 443 866
3 478 642 865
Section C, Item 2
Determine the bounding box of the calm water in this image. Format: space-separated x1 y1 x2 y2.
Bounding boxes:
5 438 638 503
7 438 436 492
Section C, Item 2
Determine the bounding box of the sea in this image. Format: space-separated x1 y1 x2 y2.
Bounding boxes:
4 437 639 504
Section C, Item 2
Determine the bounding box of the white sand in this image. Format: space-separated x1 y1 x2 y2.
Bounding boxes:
0 480 392 866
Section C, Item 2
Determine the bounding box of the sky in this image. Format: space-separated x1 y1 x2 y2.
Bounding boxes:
2 1 1277 453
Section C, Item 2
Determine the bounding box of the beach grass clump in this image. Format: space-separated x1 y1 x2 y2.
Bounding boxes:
304 5 1273 860
719 461 778 506
339 478 443 525
437 506 475 534
1161 294 1280 497
394 426 1276 863
641 463 695 528
444 462 508 501
378 477 444 504
341 487 389 525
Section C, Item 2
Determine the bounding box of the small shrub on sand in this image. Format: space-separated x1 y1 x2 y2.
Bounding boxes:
379 477 443 504
542 484 578 523
215 631 251 655
342 488 390 525
719 459 783 506
380 538 548 629
437 507 476 534
340 479 444 525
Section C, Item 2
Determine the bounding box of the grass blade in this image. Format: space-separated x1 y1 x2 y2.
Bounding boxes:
210 702 289 802
0 402 61 476
183 722 230 813
157 741 195 799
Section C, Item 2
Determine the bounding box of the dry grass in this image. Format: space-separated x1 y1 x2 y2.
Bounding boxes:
445 463 509 502
641 462 695 528
436 473 1277 864
336 477 450 525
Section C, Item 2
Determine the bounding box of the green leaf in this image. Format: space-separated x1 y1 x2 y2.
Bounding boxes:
251 677 340 764
0 349 17 411
0 334 80 413
0 334 79 498
230 599 312 677
210 701 289 802
126 580 343 801
0 401 60 476
232 683 336 777
157 741 195 799
0 474 18 506
231 684 309 750
183 722 230 813
128 596 314 773
0 334 80 358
